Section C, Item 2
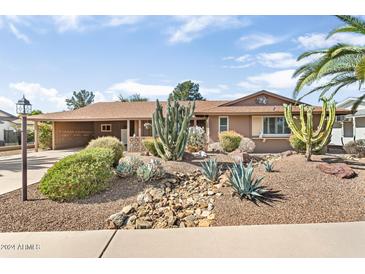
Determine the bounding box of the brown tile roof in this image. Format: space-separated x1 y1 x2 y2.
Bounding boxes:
28 90 352 122
29 100 228 121
196 105 351 115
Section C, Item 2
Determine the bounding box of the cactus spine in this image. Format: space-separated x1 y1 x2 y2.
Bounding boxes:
284 98 336 161
152 98 195 161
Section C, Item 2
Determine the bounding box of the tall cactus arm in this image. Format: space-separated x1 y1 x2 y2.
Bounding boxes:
284 104 307 142
312 100 336 143
299 104 307 137
306 106 313 144
313 98 328 137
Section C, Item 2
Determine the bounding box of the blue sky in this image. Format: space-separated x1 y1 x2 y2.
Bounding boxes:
0 15 365 114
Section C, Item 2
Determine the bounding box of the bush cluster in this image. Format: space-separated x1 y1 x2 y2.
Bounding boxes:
39 147 114 201
39 122 52 149
219 130 242 152
187 126 207 152
87 136 124 166
344 139 365 157
142 137 164 157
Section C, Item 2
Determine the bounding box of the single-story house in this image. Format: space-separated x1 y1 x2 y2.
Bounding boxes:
331 97 365 146
0 109 18 146
29 90 350 153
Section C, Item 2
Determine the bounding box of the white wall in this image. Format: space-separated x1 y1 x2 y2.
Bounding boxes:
0 120 17 142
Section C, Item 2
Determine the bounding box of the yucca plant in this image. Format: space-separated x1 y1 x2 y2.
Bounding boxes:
228 160 267 202
263 161 274 172
201 158 219 182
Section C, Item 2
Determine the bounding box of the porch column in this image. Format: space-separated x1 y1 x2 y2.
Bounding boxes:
52 121 55 150
206 117 210 143
127 120 130 152
193 118 197 127
34 121 39 152
138 120 142 137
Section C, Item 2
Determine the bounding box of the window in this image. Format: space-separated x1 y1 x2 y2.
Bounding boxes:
219 116 229 132
263 117 290 135
101 124 112 132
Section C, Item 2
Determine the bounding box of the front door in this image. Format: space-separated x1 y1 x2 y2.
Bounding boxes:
121 129 128 147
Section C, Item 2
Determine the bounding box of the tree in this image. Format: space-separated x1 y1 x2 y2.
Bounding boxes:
66 90 95 110
117 93 148 102
293 15 365 111
30 109 43 116
171 80 205 101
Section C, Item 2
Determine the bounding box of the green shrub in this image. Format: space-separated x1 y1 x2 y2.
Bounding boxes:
344 139 365 157
39 148 114 201
87 136 124 165
219 130 242 152
289 134 327 154
39 122 52 149
142 137 164 157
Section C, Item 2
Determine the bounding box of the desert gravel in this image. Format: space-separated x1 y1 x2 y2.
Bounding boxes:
0 153 364 232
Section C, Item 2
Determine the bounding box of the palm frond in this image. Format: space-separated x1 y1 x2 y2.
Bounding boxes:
352 93 365 112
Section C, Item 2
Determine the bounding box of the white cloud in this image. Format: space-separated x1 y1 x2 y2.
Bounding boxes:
53 16 85 32
106 16 144 27
238 69 296 90
222 64 254 69
8 23 31 44
9 82 66 109
221 54 255 69
238 34 282 50
169 16 250 44
0 96 15 114
94 91 107 102
107 79 174 98
296 32 365 50
256 52 299 68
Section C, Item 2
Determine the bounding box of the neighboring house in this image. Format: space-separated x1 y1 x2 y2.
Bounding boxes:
29 90 350 153
0 109 18 146
331 97 365 146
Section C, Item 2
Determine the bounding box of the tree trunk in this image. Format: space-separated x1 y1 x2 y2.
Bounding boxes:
305 143 312 161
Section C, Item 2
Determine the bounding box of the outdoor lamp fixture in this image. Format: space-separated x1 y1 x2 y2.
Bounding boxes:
16 95 32 201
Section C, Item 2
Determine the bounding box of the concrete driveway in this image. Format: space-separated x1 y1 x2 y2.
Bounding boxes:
0 148 80 195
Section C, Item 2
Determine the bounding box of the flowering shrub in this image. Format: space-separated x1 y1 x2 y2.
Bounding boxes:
187 126 207 152
239 137 256 153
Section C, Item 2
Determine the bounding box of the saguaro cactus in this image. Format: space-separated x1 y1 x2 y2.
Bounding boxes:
152 98 195 161
284 98 336 161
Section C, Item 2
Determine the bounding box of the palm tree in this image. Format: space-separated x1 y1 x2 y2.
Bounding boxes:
293 15 365 111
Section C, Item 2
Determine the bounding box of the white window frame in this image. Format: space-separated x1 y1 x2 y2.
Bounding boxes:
218 116 229 133
262 116 290 137
101 124 112 132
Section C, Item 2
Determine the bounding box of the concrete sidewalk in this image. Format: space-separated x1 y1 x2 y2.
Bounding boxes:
0 222 364 258
0 148 79 195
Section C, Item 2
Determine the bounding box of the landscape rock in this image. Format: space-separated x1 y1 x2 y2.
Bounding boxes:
317 162 357 179
280 150 297 157
106 171 221 230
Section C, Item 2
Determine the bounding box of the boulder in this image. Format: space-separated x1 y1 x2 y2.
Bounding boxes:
106 212 128 229
135 219 153 229
317 163 357 179
228 150 252 163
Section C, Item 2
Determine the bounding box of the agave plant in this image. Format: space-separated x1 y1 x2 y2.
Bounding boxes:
228 160 267 202
263 161 274 172
201 158 219 182
136 159 165 183
116 161 133 177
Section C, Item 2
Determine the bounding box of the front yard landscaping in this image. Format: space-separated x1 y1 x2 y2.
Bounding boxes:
0 151 364 232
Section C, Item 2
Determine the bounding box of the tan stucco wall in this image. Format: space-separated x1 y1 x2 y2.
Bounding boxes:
208 115 251 142
54 122 94 149
94 121 127 140
253 138 292 153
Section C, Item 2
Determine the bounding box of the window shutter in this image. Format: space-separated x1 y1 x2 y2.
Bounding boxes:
252 116 262 137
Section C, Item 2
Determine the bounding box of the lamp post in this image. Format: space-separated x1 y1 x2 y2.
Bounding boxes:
16 95 32 201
